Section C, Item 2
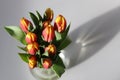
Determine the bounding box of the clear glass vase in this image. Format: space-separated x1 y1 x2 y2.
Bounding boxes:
30 67 59 80
29 52 70 80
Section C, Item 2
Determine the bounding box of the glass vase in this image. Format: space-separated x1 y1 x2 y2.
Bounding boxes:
30 67 59 80
29 51 70 80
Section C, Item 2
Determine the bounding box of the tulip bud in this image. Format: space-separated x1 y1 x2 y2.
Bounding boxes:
20 17 33 33
25 32 37 44
44 8 54 22
43 58 52 69
54 15 67 33
45 44 56 56
42 24 55 42
27 42 39 55
28 55 37 69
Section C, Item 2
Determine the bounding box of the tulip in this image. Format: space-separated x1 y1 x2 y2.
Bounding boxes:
54 15 67 33
28 55 37 69
45 44 56 56
27 42 39 55
42 24 55 42
44 8 54 22
20 17 33 33
43 58 52 69
25 32 37 44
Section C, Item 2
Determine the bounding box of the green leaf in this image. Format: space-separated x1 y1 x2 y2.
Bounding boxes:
38 61 43 68
52 55 65 77
55 31 62 41
38 20 43 29
56 55 65 68
18 53 30 63
4 26 26 45
29 12 39 28
42 51 49 57
37 54 42 68
17 46 27 52
61 23 71 40
54 23 71 45
36 11 42 21
52 65 65 78
58 37 71 50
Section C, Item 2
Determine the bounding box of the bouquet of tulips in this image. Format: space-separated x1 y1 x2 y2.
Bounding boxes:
4 8 71 77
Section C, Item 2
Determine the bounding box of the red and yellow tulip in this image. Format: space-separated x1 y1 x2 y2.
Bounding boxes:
20 17 33 33
25 32 37 44
42 24 55 42
45 44 56 56
54 15 67 33
43 58 52 69
27 42 39 55
28 55 37 69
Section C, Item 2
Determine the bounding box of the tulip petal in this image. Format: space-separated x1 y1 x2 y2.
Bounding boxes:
42 25 55 42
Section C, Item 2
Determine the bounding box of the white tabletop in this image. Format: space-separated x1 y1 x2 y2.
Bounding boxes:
0 0 120 80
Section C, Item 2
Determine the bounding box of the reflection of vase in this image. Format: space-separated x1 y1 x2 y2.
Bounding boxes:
30 67 59 80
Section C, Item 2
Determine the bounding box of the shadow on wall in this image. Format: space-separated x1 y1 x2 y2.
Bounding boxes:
60 7 120 69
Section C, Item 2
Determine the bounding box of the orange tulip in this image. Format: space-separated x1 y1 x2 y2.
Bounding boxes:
54 15 67 33
25 32 37 44
45 44 56 56
43 58 52 69
44 8 54 22
28 55 37 69
42 24 55 42
27 42 39 55
20 17 33 33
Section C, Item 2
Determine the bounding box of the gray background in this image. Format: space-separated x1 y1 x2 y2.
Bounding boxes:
1 0 120 80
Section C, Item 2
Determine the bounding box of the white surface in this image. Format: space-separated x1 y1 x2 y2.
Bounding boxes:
0 0 120 80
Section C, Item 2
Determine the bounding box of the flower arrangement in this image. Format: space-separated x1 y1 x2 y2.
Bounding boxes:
4 8 71 78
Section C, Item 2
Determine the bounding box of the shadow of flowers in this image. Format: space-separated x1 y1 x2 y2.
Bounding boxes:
60 7 120 69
